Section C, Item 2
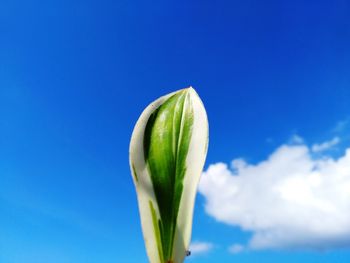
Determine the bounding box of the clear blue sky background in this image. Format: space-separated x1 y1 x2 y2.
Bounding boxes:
1 0 350 262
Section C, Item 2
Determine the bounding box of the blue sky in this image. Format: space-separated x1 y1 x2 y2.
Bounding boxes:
1 0 350 262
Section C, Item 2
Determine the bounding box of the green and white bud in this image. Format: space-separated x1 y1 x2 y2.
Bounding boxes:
129 87 209 263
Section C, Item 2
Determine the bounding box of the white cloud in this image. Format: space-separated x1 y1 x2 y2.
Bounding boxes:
199 140 350 251
189 241 214 256
289 134 304 144
228 244 244 254
312 137 340 152
333 118 349 133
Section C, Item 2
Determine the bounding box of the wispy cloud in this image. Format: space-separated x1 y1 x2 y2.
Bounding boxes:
289 134 304 144
311 137 340 152
189 241 214 256
333 118 349 133
199 138 350 251
228 244 244 254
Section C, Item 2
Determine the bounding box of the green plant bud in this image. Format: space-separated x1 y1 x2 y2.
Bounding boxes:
129 87 209 263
